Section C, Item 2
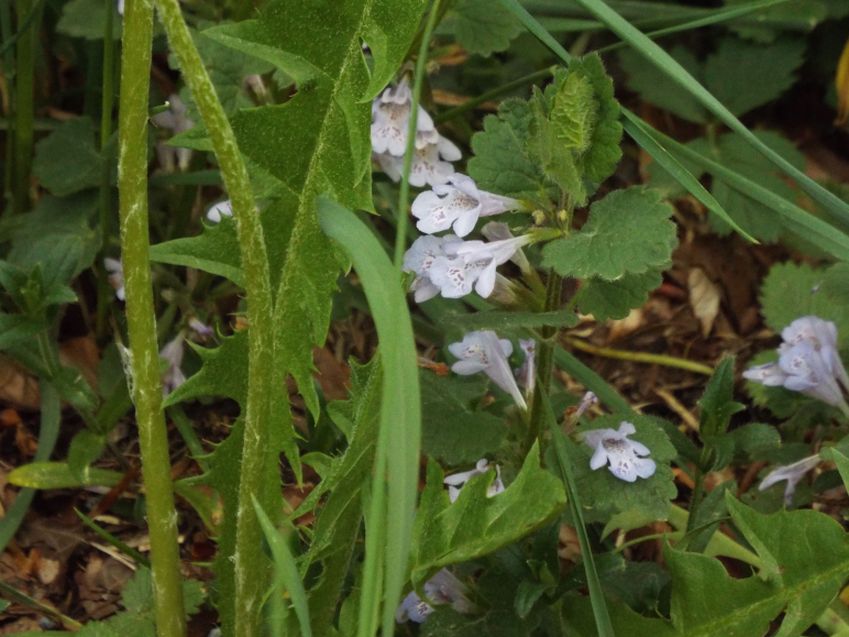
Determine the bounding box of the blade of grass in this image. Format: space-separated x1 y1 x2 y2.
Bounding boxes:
621 109 754 242
553 347 633 415
317 198 421 637
540 384 614 637
567 0 849 227
644 123 849 260
0 381 60 552
253 496 312 637
74 508 151 568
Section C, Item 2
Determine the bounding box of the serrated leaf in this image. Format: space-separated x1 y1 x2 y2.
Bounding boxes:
57 0 121 40
164 331 249 407
569 414 677 523
759 262 849 345
542 187 677 280
421 372 507 465
32 118 103 197
150 217 244 285
448 0 523 56
410 442 565 587
704 36 805 117
575 269 663 320
207 0 426 419
699 357 744 440
469 99 549 202
563 497 849 636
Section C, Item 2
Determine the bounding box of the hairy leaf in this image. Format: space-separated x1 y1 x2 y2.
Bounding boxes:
32 118 103 197
575 269 663 321
448 0 523 56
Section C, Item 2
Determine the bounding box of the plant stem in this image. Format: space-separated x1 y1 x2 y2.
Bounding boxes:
13 0 37 213
96 0 117 341
153 2 277 635
394 0 442 270
564 336 714 376
526 270 563 450
117 1 185 635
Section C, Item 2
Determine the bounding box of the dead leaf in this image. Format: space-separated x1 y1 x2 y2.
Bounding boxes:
59 335 100 390
0 355 40 410
688 268 721 337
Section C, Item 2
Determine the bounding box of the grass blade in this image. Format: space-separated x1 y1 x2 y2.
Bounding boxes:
621 109 755 242
568 0 849 227
252 496 312 637
553 347 633 415
645 124 849 260
540 385 614 637
317 198 421 637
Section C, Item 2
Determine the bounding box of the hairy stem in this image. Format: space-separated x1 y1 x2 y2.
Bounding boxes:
118 1 185 635
153 1 277 635
394 0 442 270
13 0 37 213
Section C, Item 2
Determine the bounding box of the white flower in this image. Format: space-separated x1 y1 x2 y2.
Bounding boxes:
371 76 438 157
104 257 125 301
443 458 505 503
412 174 520 237
206 199 233 223
448 331 527 410
481 221 532 273
403 234 462 303
582 421 656 482
395 569 474 624
117 0 124 15
375 136 461 188
758 454 820 506
188 317 214 339
152 94 195 172
243 74 267 102
744 316 849 409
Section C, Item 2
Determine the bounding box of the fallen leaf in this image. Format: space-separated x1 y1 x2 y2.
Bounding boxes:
688 268 721 337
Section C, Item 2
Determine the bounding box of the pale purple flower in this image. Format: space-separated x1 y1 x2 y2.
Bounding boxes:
448 331 527 410
582 421 656 482
160 333 186 395
425 233 532 299
412 174 520 237
243 74 267 102
152 94 195 172
574 391 599 420
104 257 125 301
396 569 474 624
206 199 233 223
403 234 463 303
188 318 214 340
443 458 505 503
758 454 820 506
744 316 849 409
117 0 124 15
371 76 438 157
375 136 461 188
481 221 532 273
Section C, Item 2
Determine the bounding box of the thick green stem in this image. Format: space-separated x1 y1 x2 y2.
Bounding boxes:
118 1 186 636
13 0 36 213
153 2 277 635
394 0 442 270
96 0 117 341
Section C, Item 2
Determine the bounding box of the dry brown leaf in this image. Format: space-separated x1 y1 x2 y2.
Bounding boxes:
688 268 721 338
0 355 40 410
59 335 100 390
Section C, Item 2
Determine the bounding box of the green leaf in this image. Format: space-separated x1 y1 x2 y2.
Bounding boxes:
469 99 549 202
570 414 677 523
150 217 244 285
704 36 805 116
442 309 578 334
564 497 849 636
165 330 249 407
68 430 107 480
575 269 663 320
207 0 426 420
618 45 707 124
830 449 849 493
448 0 523 56
410 442 565 587
32 118 103 197
57 0 121 40
698 357 744 440
8 461 122 489
421 372 507 465
726 0 827 42
542 187 677 280
759 262 849 345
